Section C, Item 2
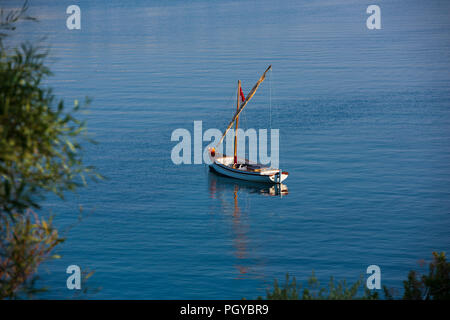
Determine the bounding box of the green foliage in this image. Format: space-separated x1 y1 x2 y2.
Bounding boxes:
0 2 99 299
0 1 36 48
263 274 299 300
0 41 99 216
259 272 379 300
402 252 450 300
0 210 63 299
402 270 424 300
260 253 449 300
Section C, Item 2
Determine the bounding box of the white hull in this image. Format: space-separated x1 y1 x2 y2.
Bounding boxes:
209 155 288 184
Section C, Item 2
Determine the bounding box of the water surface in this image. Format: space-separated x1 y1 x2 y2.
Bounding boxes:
11 0 450 298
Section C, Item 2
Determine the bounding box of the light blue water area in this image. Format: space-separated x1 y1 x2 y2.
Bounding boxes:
8 0 450 298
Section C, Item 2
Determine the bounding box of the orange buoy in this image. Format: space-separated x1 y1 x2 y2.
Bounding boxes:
210 147 215 157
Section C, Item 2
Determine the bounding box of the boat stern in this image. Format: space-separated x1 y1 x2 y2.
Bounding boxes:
270 171 289 184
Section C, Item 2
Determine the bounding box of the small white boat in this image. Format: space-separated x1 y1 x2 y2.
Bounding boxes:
209 153 288 184
208 65 288 184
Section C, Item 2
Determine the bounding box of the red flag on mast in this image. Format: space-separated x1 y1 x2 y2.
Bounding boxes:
239 86 245 102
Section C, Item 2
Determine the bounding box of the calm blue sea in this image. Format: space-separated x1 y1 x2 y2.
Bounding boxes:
8 0 450 298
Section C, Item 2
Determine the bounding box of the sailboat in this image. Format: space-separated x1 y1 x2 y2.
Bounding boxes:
208 65 289 184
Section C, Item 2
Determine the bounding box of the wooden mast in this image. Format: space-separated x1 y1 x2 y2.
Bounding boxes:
234 80 241 167
216 65 271 147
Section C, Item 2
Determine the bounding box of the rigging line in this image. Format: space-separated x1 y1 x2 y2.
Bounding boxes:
271 67 278 128
241 84 247 130
242 99 247 134
269 68 272 130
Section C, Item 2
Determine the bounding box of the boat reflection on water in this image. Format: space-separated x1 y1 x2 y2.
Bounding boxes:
208 169 288 279
208 169 288 198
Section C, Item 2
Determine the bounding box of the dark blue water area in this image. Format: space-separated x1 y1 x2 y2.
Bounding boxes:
5 0 450 298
